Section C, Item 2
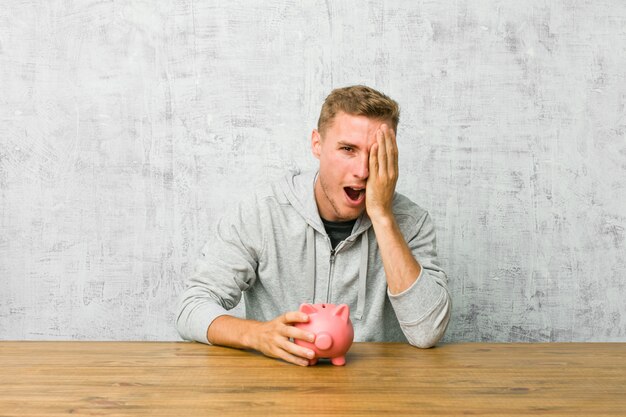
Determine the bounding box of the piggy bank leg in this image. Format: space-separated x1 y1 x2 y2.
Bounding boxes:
308 358 318 366
331 356 346 366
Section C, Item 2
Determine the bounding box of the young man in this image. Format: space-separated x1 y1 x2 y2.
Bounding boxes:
176 85 451 366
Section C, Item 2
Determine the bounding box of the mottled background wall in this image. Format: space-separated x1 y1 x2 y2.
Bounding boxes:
1 1 625 342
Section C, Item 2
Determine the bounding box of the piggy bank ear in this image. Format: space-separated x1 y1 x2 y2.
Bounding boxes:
333 304 350 322
299 303 318 315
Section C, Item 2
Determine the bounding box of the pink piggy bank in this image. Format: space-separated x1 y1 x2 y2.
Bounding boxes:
294 303 354 366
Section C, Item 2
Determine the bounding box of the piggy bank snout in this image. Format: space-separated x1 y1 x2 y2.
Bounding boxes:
314 332 333 350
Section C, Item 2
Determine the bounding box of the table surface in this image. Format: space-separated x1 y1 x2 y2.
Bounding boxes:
0 342 625 416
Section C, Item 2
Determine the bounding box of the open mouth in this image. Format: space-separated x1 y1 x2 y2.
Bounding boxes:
344 187 365 202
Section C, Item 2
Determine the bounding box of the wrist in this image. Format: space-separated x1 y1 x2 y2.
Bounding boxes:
241 320 262 350
369 210 395 228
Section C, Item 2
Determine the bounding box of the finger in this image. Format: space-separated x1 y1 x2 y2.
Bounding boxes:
369 142 379 175
267 340 311 366
280 339 316 364
377 128 387 176
282 311 309 324
384 125 398 177
279 349 311 367
282 325 315 343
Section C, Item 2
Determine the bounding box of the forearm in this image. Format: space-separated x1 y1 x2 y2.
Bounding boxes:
371 214 422 294
388 272 451 348
207 315 261 350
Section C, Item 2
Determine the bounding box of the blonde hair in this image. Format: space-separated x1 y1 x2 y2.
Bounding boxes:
317 85 400 135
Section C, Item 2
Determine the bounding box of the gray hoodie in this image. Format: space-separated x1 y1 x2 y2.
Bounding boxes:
176 170 451 348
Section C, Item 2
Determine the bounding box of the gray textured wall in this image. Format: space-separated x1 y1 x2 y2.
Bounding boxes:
1 1 625 342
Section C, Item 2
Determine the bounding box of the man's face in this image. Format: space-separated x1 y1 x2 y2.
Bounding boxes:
311 111 392 222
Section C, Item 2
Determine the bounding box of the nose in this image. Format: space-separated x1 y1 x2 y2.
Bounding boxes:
353 154 369 180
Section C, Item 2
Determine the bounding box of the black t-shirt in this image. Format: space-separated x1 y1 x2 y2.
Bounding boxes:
322 218 357 249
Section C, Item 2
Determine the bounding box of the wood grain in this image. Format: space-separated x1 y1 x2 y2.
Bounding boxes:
0 342 625 416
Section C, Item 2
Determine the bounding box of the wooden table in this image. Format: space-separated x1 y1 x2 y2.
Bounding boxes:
0 342 625 416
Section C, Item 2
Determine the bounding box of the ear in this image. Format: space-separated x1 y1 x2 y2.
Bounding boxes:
333 304 350 322
299 303 318 315
311 129 322 159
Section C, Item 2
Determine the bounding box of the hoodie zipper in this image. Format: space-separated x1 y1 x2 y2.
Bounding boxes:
326 248 336 302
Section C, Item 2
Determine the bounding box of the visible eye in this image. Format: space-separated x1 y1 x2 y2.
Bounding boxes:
340 146 354 152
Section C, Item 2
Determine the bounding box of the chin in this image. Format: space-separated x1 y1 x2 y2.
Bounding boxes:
338 208 364 222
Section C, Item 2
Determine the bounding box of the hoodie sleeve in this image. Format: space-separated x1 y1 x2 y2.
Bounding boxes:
387 211 451 348
176 198 264 344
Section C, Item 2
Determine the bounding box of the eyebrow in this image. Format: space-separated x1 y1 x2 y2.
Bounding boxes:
337 141 361 150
